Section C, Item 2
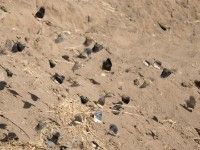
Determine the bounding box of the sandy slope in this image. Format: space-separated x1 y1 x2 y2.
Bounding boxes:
0 0 200 149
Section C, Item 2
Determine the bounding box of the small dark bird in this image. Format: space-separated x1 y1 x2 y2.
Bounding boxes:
17 42 26 52
5 69 13 77
102 58 112 71
195 128 200 136
28 92 39 101
89 79 100 85
35 7 45 19
108 124 118 136
11 42 26 52
80 96 89 104
49 60 56 68
23 101 35 109
35 122 46 131
97 96 106 106
54 73 65 84
0 124 7 129
186 96 196 109
160 68 172 78
62 55 69 61
1 132 19 142
121 95 130 104
0 81 7 90
7 89 21 97
92 43 103 53
48 132 60 144
194 80 200 89
83 37 93 47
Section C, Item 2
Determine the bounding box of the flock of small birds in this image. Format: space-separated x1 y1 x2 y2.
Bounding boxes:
0 5 200 150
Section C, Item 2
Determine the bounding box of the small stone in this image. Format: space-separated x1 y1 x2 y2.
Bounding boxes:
49 60 56 68
92 141 100 149
108 124 118 136
54 73 65 84
89 79 100 85
5 39 12 51
92 43 103 53
35 7 45 19
121 95 130 104
102 58 112 71
140 80 150 88
160 68 172 78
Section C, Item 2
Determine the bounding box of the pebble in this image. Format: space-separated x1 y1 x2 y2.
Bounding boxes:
35 7 45 19
102 58 112 71
78 52 88 59
195 128 200 136
60 146 68 150
0 6 8 12
74 114 83 124
158 22 170 31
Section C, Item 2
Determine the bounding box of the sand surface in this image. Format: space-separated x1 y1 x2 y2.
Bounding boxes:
0 0 200 149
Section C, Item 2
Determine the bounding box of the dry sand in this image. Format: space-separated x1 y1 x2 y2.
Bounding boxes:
0 0 200 149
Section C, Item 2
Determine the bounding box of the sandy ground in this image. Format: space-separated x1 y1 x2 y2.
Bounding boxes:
0 0 200 149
